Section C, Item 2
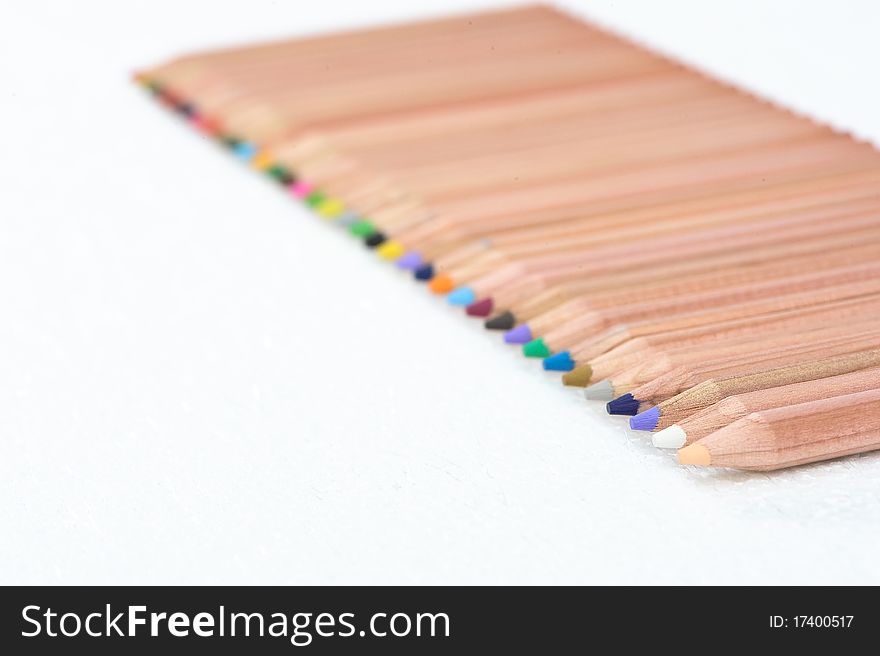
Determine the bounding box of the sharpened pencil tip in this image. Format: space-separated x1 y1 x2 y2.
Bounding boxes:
364 231 387 248
414 263 435 281
629 406 661 431
376 240 405 260
316 198 346 219
396 251 423 270
543 351 574 371
335 211 359 227
447 287 476 306
583 379 613 400
349 219 377 237
267 164 294 185
485 311 515 330
251 151 275 171
653 425 687 449
177 102 197 118
678 443 711 466
523 338 551 358
233 141 258 161
193 114 223 136
290 181 314 199
562 364 592 387
466 298 494 317
428 274 455 294
503 324 532 344
305 191 327 208
606 393 642 416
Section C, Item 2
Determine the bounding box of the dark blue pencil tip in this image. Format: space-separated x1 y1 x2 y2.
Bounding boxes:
414 263 435 281
606 393 641 416
629 406 661 431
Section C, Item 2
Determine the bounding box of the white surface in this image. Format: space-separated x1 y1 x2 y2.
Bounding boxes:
2 0 880 585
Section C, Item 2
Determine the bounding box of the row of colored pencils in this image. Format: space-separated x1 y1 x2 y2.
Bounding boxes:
136 5 880 471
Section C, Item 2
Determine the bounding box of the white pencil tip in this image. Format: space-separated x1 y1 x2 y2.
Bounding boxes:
652 424 687 449
583 379 614 401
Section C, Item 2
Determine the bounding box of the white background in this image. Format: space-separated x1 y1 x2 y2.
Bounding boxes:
2 0 879 584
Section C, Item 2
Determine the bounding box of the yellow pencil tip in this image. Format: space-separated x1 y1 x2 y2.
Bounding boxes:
377 241 405 260
678 443 712 466
315 198 345 219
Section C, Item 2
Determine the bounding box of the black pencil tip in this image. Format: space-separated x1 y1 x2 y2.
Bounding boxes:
484 311 516 330
365 231 387 248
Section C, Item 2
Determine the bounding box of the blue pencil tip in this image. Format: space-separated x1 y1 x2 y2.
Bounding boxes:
606 393 642 416
414 263 435 281
447 287 476 306
543 351 575 371
629 406 661 431
233 141 258 161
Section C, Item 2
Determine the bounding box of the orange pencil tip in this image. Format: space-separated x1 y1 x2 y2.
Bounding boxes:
678 443 712 466
428 274 455 294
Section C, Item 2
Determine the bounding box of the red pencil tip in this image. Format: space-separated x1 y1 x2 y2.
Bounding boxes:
465 297 494 317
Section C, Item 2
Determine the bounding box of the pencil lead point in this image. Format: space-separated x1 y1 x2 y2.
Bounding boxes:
543 351 574 371
562 364 592 387
652 425 687 449
233 141 258 161
251 151 275 171
484 311 515 330
396 251 423 270
523 338 551 358
503 324 532 344
289 181 314 199
177 102 197 118
377 240 405 260
466 298 494 317
364 231 387 248
629 406 661 431
349 219 377 237
583 379 613 400
414 263 435 281
678 443 711 466
447 287 476 306
193 114 223 136
315 198 346 219
428 274 455 294
606 393 642 416
335 211 359 227
305 191 327 208
267 164 294 184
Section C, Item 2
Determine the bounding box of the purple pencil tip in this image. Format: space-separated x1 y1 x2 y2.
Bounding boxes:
504 324 532 344
629 406 661 431
396 251 423 270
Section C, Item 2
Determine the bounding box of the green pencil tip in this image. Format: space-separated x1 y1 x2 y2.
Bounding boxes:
267 164 291 180
523 338 551 358
305 191 327 208
349 220 377 237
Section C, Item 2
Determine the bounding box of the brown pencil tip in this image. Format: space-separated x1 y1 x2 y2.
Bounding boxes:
677 443 712 467
562 364 592 387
